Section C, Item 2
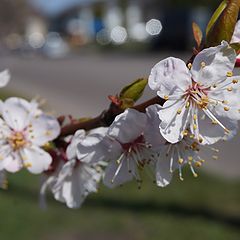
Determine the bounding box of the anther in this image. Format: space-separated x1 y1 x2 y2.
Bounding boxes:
193 114 197 121
224 107 230 111
227 72 233 77
187 63 192 69
200 62 206 68
227 87 233 92
164 95 169 100
177 109 182 114
232 79 238 84
178 158 184 164
185 101 190 108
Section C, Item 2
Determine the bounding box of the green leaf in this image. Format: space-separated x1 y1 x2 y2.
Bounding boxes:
119 78 148 108
206 0 240 47
206 0 227 36
192 22 203 47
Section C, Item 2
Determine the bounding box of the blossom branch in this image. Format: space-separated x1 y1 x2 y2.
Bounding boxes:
59 96 164 137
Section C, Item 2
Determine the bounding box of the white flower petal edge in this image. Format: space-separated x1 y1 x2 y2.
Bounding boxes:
0 69 10 88
231 20 240 44
148 41 240 144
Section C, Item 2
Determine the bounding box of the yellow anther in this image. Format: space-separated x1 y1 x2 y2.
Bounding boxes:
180 177 184 181
224 106 230 111
178 158 184 164
201 62 206 68
232 79 238 84
212 120 218 125
23 162 32 168
212 84 217 88
198 137 203 143
188 156 193 161
0 155 3 161
185 101 190 108
222 100 229 104
177 109 182 114
45 130 52 136
187 63 192 69
195 161 202 167
193 114 197 120
190 134 195 139
182 130 188 136
227 87 233 92
200 159 205 163
227 71 233 77
164 95 169 100
193 173 198 178
212 155 218 160
193 124 197 130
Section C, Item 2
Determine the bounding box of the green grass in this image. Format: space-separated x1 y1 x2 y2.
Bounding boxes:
0 170 240 240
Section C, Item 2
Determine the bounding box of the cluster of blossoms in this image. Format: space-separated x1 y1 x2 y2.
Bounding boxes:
1 20 240 209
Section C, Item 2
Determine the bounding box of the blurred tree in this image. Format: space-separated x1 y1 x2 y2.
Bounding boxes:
170 0 220 8
0 0 31 37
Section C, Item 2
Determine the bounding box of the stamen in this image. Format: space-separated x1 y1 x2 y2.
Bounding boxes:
232 79 238 84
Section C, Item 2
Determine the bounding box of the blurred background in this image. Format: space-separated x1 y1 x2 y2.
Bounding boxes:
0 0 240 240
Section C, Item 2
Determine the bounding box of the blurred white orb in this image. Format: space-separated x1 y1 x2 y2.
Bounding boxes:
28 32 45 49
110 26 128 45
146 19 162 36
129 23 148 42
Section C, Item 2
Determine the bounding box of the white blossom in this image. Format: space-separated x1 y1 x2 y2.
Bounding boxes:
50 129 105 209
103 108 161 188
149 41 240 145
0 97 60 174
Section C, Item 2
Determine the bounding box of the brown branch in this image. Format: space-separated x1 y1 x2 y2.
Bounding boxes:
59 96 164 137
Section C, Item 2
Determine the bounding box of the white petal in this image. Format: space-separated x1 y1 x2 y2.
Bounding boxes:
20 146 52 174
156 157 172 187
66 130 86 160
191 41 236 86
148 57 191 98
3 152 22 173
231 20 240 43
144 104 165 149
88 127 108 136
0 70 10 87
103 156 136 188
53 160 101 208
107 109 147 144
159 99 190 143
30 114 61 146
197 109 238 144
2 98 33 131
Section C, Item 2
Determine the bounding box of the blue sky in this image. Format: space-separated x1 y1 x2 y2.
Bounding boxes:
30 0 97 17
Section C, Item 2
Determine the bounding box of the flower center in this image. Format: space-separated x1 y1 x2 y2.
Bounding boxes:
8 132 27 150
186 83 209 109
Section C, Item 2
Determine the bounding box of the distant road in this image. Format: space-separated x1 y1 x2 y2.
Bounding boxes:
0 52 239 179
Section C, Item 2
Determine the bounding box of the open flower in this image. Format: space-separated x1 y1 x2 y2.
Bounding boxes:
149 41 240 144
0 69 10 88
103 108 161 188
0 97 60 174
50 130 104 208
155 135 219 187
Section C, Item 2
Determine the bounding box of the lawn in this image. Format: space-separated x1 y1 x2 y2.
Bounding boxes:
0 169 240 240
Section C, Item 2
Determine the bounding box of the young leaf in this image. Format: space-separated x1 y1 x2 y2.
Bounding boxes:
192 22 203 48
206 0 240 47
206 0 227 36
119 78 148 108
